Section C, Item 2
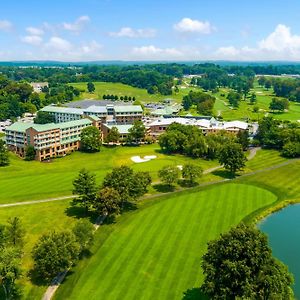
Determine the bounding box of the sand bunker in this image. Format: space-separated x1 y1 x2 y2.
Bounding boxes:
131 155 157 163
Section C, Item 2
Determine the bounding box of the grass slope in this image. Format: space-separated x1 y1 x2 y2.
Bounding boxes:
54 183 276 300
70 81 191 103
0 144 219 204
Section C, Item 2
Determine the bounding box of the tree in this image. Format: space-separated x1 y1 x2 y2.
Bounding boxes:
227 91 241 108
72 220 94 253
127 120 146 144
182 164 203 184
102 166 151 205
218 142 247 173
94 187 121 216
282 142 300 158
104 127 120 144
201 224 294 299
34 111 55 124
250 92 257 104
24 145 36 161
72 169 97 213
236 130 249 151
6 217 25 248
0 140 9 167
0 246 22 300
269 98 289 112
80 126 102 152
32 231 80 281
87 82 95 93
158 165 180 186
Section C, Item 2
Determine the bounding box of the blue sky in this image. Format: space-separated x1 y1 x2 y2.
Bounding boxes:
0 0 300 61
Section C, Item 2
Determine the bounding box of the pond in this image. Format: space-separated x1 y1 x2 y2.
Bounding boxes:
259 204 300 298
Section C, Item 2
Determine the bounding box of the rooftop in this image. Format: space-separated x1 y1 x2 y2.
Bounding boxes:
103 124 133 134
114 105 143 113
41 106 84 115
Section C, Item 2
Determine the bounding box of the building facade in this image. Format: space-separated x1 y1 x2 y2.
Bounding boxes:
5 119 96 161
41 104 143 124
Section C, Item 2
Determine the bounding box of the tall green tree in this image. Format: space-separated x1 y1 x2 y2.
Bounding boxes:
24 145 36 161
0 140 9 167
218 142 247 173
201 224 294 299
80 126 102 152
32 231 80 281
94 187 121 216
182 164 203 184
72 220 94 253
158 165 180 186
87 82 95 93
104 127 120 144
33 111 55 124
6 217 25 248
236 130 249 151
72 169 97 213
127 120 146 144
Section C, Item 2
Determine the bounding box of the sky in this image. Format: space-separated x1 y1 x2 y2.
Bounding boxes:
1 0 300 61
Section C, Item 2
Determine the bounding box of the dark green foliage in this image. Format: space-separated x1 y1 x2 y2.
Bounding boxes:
80 126 102 152
127 120 146 144
103 166 152 204
236 130 249 150
72 220 94 253
182 91 215 115
34 111 55 124
227 91 242 107
32 231 80 281
104 127 120 143
158 165 180 186
218 142 247 173
201 224 294 299
182 164 203 184
72 169 97 213
0 140 9 166
6 217 25 248
269 97 289 112
94 187 122 216
87 82 95 93
24 145 36 161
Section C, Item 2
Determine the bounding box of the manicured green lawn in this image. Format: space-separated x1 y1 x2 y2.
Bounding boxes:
0 200 80 300
245 149 288 171
0 144 219 204
54 183 277 300
70 81 191 104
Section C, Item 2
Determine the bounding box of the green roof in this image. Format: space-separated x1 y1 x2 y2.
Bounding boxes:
41 105 83 115
151 106 178 116
87 115 101 121
104 124 132 134
5 119 93 133
114 105 143 113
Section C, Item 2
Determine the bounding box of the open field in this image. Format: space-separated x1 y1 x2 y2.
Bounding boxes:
70 81 191 104
54 183 277 300
0 144 219 204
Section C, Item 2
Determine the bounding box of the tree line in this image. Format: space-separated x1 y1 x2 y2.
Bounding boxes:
159 123 248 174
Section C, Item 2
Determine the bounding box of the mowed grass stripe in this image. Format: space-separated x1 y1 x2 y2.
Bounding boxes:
115 196 188 300
55 183 277 300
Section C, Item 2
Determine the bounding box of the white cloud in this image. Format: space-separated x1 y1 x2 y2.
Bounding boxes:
214 24 300 61
131 45 183 59
46 37 72 51
63 15 90 33
174 18 214 34
110 27 156 38
21 35 43 46
0 20 13 32
26 27 44 36
79 40 102 55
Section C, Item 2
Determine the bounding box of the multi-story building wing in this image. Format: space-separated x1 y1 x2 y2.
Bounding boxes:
113 105 143 124
5 119 93 161
40 106 84 123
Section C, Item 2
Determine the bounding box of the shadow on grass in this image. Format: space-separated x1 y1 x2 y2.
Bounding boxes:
182 288 209 300
178 179 198 188
121 201 138 213
211 169 236 179
153 183 176 193
28 268 49 287
64 206 98 223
